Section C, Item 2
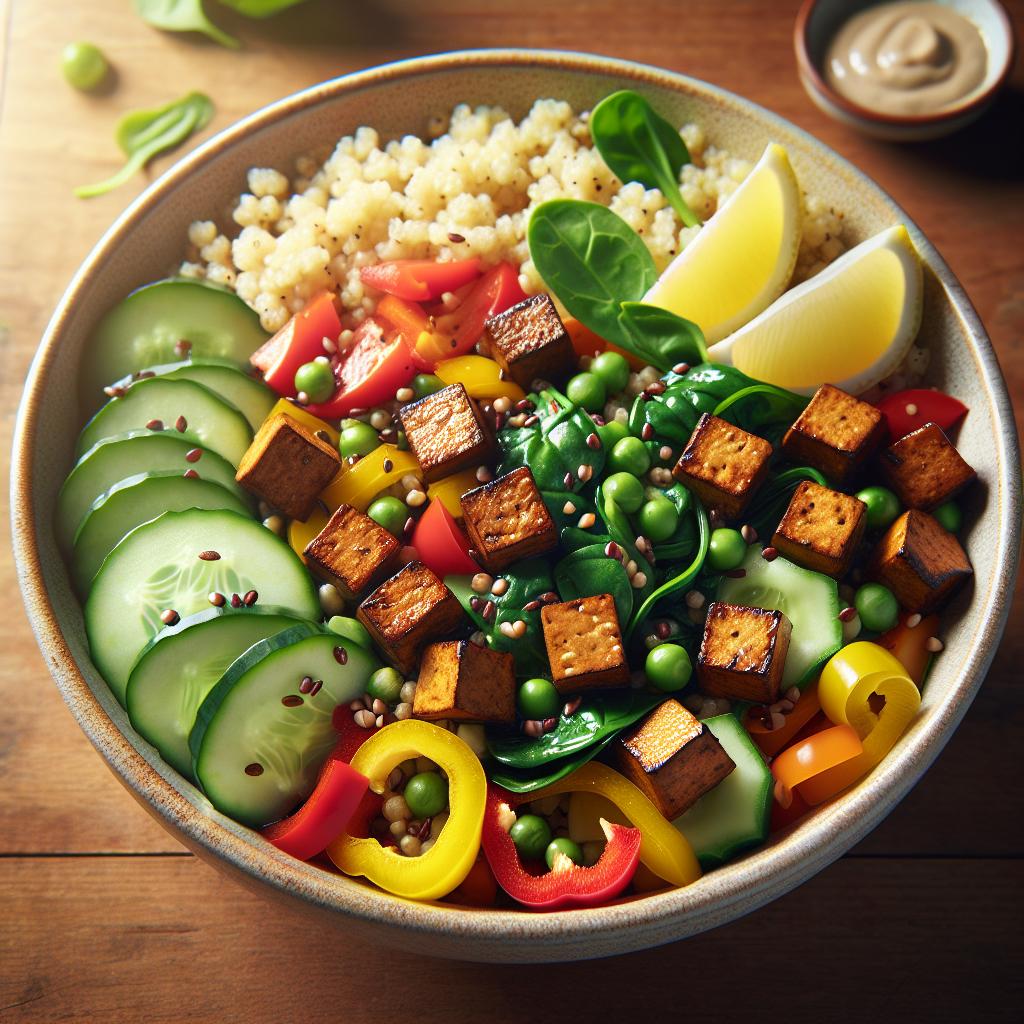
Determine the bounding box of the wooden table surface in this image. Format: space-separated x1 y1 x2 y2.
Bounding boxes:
1 1 1021 1019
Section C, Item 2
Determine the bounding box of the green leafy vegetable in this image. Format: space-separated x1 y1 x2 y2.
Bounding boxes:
618 302 708 371
712 384 809 445
487 732 621 793
75 91 214 199
590 90 700 228
135 1 240 48
554 544 635 627
219 0 307 14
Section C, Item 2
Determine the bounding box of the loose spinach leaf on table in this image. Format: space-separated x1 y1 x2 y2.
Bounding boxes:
590 90 700 228
135 1 240 48
220 0 308 14
617 302 708 372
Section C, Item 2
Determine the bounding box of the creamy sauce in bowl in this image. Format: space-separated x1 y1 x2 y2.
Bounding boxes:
825 2 988 116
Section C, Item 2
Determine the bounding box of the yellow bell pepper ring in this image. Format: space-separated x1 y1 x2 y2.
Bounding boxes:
426 467 482 519
434 355 526 401
326 721 486 901
320 443 419 512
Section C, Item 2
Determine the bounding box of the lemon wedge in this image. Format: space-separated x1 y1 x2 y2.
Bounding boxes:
710 224 923 395
643 142 802 344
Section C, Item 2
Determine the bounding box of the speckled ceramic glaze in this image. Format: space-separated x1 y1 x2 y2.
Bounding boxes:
11 50 1021 962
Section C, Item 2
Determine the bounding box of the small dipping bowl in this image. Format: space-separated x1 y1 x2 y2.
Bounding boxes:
795 0 1015 140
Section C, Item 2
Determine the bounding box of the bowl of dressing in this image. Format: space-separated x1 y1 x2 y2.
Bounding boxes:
795 0 1015 140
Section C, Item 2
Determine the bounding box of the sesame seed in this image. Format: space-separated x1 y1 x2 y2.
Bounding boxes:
522 599 541 612
906 403 918 416
448 232 466 243
563 500 576 515
309 679 323 697
631 572 648 589
183 469 200 479
402 517 416 542
396 387 415 403
925 636 944 653
906 613 922 628
282 695 303 708
243 590 259 607
659 445 674 461
299 676 314 694
644 380 667 397
382 458 394 473
685 590 705 609
209 591 226 607
481 601 496 622
563 472 575 489
578 512 596 529
838 606 858 623
183 448 203 463
230 593 242 607
160 609 180 626
244 763 264 776
491 577 509 596
514 398 535 413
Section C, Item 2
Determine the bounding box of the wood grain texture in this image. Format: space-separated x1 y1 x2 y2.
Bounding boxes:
0 0 1021 1017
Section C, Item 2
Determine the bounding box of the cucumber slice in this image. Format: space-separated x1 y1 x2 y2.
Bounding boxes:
85 508 319 705
673 713 772 868
56 432 247 554
126 606 307 779
717 545 842 688
83 278 268 409
72 472 252 595
191 629 379 828
76 377 252 466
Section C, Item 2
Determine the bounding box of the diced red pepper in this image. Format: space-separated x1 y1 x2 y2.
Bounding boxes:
411 499 479 577
250 292 341 395
433 261 527 355
875 388 968 440
481 784 641 910
446 855 499 907
360 258 483 303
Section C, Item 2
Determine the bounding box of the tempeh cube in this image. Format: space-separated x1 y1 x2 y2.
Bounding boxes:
482 293 576 389
540 593 629 695
771 481 867 578
303 503 400 601
878 422 976 510
412 640 516 725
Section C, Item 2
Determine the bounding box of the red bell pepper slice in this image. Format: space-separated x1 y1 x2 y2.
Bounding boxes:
304 317 416 419
875 388 968 440
411 499 479 577
481 784 641 910
249 292 342 396
360 258 483 302
432 261 527 355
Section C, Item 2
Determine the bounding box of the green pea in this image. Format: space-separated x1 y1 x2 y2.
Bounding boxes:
566 371 607 413
412 373 445 399
604 471 645 514
326 616 372 649
404 772 449 819
933 501 962 533
517 678 561 720
510 814 552 861
856 485 901 531
638 496 679 541
366 666 404 704
645 643 693 692
339 421 380 458
607 436 651 476
597 419 630 450
61 41 109 91
545 837 584 870
294 360 335 404
590 351 630 393
854 582 899 633
707 528 747 572
367 496 408 536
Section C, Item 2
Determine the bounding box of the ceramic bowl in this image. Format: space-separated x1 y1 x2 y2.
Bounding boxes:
795 0 1015 140
11 49 1021 962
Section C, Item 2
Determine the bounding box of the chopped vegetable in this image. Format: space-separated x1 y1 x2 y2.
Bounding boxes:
61 41 109 91
411 500 479 577
360 258 483 302
875 388 968 439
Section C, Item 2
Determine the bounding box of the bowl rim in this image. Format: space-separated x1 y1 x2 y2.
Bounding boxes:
793 0 1016 126
10 47 1022 956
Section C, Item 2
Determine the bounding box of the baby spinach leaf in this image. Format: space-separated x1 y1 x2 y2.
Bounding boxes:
75 91 214 198
219 0 307 15
590 90 700 228
554 543 634 627
597 486 655 615
617 302 708 372
135 1 240 48
541 489 596 534
486 732 620 794
712 383 808 446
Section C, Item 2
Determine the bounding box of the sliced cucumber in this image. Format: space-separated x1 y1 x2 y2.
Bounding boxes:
191 629 379 828
83 278 268 409
717 545 842 688
72 472 251 595
673 713 772 868
85 508 319 705
56 432 247 554
126 606 307 779
76 377 252 466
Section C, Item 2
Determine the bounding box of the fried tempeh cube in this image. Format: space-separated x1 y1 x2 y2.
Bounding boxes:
235 413 340 521
614 699 736 820
771 481 867 578
781 383 887 485
672 413 773 522
868 509 973 613
540 593 629 695
398 383 495 483
697 601 793 704
412 640 516 725
357 561 466 674
303 503 400 601
460 467 558 572
878 422 976 510
482 293 576 389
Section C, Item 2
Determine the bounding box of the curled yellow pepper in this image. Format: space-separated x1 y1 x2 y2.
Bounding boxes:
327 721 486 900
288 505 329 562
320 444 419 512
434 355 526 402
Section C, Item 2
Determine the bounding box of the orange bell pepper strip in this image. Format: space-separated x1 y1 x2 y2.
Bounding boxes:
771 724 864 809
877 612 940 685
564 317 646 371
743 680 822 757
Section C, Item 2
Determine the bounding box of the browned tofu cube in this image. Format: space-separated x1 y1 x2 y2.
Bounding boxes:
540 593 629 695
303 503 400 601
398 383 495 483
412 640 516 724
697 601 793 703
613 700 735 820
771 481 867 578
672 413 772 522
357 561 466 674
781 383 887 485
482 293 576 389
868 509 973 613
235 413 340 521
878 422 976 510
460 467 558 573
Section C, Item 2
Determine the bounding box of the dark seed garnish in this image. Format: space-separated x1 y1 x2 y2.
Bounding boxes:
348 408 368 417
591 414 606 426
145 419 164 431
382 458 394 473
175 339 193 357
522 600 541 612
604 541 621 559
642 423 655 440
481 600 496 622
494 412 505 432
540 591 560 604
244 763 264 777
467 548 482 565
230 593 242 608
175 415 188 433
299 676 313 694
309 679 323 697
656 621 672 640
315 429 331 443
183 469 200 479
762 547 779 562
378 428 398 444
725 568 748 578
185 448 203 463
672 362 691 375
838 606 857 623
402 517 415 542
563 472 574 489
198 550 220 561
586 432 601 450
282 695 304 708
333 645 348 665
209 592 225 607
448 232 465 243
644 381 667 396
469 596 484 613
160 609 180 626
243 590 258 606
514 399 534 413
417 818 432 841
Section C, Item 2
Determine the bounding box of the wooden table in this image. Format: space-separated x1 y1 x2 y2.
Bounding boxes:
1 1 1021 1019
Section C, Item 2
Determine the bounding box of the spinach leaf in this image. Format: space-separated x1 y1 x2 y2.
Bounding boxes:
75 92 215 199
554 543 634 627
135 1 240 48
651 482 698 561
598 486 654 612
617 302 708 372
590 90 700 228
487 732 620 794
541 489 596 534
219 0 307 14
712 384 808 446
